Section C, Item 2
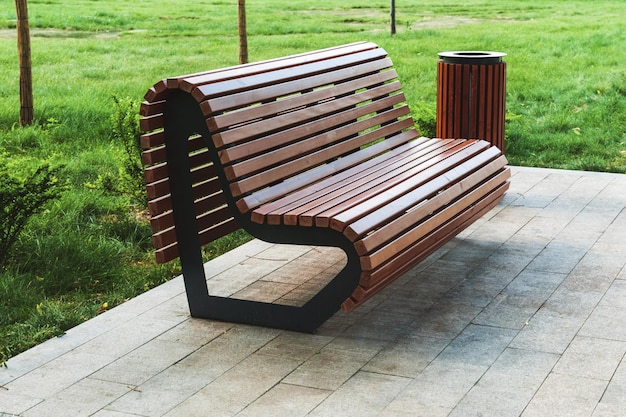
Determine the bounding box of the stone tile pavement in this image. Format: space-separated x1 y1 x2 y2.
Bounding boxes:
1 166 626 417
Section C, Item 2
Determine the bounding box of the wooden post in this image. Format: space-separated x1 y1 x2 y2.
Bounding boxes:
390 0 396 35
238 0 248 64
15 0 34 126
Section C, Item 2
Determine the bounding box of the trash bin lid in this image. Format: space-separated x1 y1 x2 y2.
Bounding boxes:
438 51 506 65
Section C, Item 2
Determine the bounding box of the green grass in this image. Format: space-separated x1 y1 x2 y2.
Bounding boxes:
1 0 626 363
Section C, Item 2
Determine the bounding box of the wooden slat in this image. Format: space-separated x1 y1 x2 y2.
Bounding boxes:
229 103 411 198
204 61 395 124
286 139 471 227
214 80 402 151
360 171 510 272
140 131 165 150
140 113 164 132
140 100 166 117
206 70 398 132
251 135 436 224
150 190 229 232
180 42 378 95
192 47 388 102
340 149 505 240
148 176 224 215
222 94 408 181
342 181 509 311
220 95 406 171
153 205 234 249
354 158 509 256
154 218 240 264
304 141 488 228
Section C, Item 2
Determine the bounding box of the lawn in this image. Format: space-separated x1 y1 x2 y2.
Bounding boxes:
1 0 625 363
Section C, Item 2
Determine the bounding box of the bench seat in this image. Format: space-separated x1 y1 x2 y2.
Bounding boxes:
140 41 510 331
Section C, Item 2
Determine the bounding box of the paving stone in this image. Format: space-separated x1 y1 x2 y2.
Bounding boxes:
90 338 200 386
521 373 607 417
163 353 301 417
155 317 234 346
437 324 517 367
617 266 626 281
105 326 278 416
104 365 212 417
510 308 585 354
0 390 42 416
599 279 626 308
592 357 626 416
237 383 331 417
74 316 182 359
308 371 411 417
552 336 626 380
379 399 451 417
579 305 626 342
282 337 384 391
526 241 587 274
5 350 114 399
407 299 482 340
474 270 566 329
388 360 488 410
543 285 605 318
258 332 333 361
92 410 148 417
21 378 130 417
362 335 449 378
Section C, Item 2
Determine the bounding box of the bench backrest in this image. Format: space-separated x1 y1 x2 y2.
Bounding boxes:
140 42 419 264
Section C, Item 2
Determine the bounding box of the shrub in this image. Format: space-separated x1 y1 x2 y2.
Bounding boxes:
86 96 146 207
0 161 65 267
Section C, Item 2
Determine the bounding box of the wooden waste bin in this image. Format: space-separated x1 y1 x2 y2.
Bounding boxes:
436 51 507 152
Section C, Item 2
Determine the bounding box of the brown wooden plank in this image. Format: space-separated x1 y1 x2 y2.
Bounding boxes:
140 130 165 150
204 60 395 124
139 100 165 117
148 176 225 215
154 217 240 264
145 162 168 183
354 160 509 256
264 136 445 225
284 139 470 227
193 47 388 103
229 105 412 199
360 170 510 271
214 82 404 152
250 135 436 224
341 148 505 240
181 42 378 95
152 204 234 249
140 113 164 132
222 94 408 180
305 140 488 228
343 181 509 310
142 145 166 166
149 190 229 232
146 177 170 200
206 70 398 133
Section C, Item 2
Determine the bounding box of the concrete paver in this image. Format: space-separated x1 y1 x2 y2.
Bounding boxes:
2 166 626 417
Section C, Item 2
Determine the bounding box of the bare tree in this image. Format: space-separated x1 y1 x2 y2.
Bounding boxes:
15 0 34 125
390 0 396 35
238 0 248 64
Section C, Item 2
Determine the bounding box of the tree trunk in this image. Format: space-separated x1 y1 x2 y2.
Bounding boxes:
390 0 396 35
238 0 248 64
15 0 34 125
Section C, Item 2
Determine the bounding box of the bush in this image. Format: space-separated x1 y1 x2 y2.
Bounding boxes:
0 161 65 267
86 96 146 207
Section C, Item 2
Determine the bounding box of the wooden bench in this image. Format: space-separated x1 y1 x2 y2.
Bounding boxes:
139 42 510 332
